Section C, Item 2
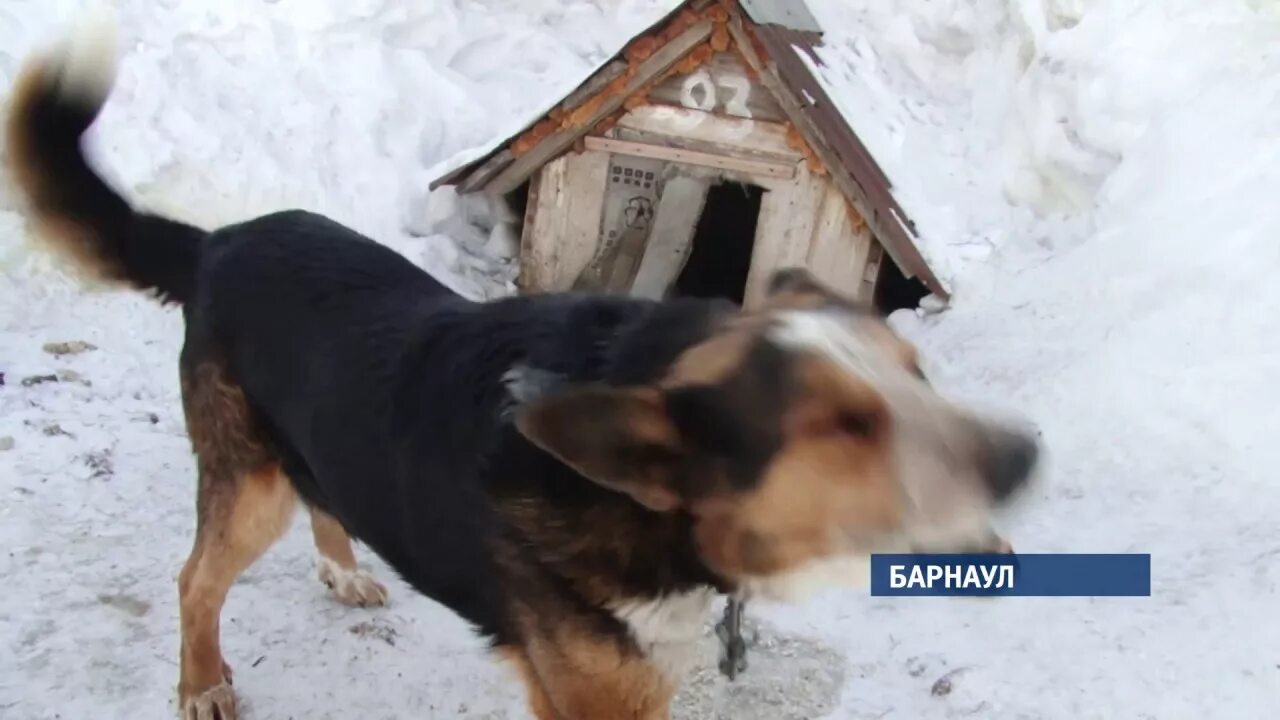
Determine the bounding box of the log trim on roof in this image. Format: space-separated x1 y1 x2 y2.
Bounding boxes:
428 2 721 193
482 19 715 195
745 22 946 299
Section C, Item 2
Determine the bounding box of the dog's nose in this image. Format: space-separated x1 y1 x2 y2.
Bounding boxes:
983 430 1039 502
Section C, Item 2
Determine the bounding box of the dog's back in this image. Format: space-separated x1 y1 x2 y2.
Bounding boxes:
189 208 459 495
184 211 510 603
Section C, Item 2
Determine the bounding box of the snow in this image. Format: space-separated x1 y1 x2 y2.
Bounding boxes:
2 1 1279 719
423 0 678 188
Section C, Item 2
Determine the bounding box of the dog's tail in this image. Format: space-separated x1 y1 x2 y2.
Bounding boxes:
6 15 205 304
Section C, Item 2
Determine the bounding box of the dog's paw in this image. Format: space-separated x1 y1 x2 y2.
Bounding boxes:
180 680 236 720
318 558 389 608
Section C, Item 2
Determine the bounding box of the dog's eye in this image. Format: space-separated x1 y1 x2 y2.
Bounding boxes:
836 411 878 439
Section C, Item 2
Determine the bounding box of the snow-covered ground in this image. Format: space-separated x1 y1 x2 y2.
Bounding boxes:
2 0 1277 718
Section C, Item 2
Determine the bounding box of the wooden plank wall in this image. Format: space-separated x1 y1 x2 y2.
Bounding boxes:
741 162 825 307
743 169 876 308
522 155 879 307
806 183 875 303
573 155 666 292
518 150 611 292
630 175 711 299
613 105 801 164
584 136 794 180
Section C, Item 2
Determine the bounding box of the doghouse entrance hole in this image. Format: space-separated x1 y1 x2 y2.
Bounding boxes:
503 180 531 239
873 254 929 316
674 182 764 304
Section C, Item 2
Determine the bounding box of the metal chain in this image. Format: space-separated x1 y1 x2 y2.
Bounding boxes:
714 597 748 680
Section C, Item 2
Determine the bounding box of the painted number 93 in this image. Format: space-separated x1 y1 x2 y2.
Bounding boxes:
679 69 753 118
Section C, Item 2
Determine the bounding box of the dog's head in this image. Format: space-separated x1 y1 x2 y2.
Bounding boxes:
517 269 1037 601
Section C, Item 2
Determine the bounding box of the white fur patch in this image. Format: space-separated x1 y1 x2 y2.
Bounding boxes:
738 554 872 603
501 365 559 405
770 311 890 380
500 365 569 420
54 5 119 107
769 310 998 552
317 557 389 607
610 588 716 680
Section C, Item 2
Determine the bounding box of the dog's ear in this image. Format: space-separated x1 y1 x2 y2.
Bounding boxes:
516 385 684 512
763 267 844 310
767 267 826 297
764 267 868 312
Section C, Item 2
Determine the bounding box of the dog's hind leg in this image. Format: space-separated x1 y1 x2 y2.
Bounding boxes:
500 647 562 720
513 621 675 720
177 363 297 720
308 507 388 607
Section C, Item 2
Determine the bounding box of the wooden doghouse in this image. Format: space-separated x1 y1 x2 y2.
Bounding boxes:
432 0 946 311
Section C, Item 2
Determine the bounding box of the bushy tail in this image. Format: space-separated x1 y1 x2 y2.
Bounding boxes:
6 15 204 304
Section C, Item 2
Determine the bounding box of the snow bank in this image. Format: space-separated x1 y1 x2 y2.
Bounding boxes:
1 0 678 303
856 0 1280 716
807 0 1280 305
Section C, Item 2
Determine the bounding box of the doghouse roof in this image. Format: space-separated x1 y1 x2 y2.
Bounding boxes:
431 0 945 298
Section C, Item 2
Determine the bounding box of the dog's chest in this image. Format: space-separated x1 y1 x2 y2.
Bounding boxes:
610 588 717 680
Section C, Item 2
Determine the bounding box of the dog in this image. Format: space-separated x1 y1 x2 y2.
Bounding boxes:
6 21 1038 720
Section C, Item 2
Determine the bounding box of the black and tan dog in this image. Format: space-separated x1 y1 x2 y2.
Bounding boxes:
7 23 1038 720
